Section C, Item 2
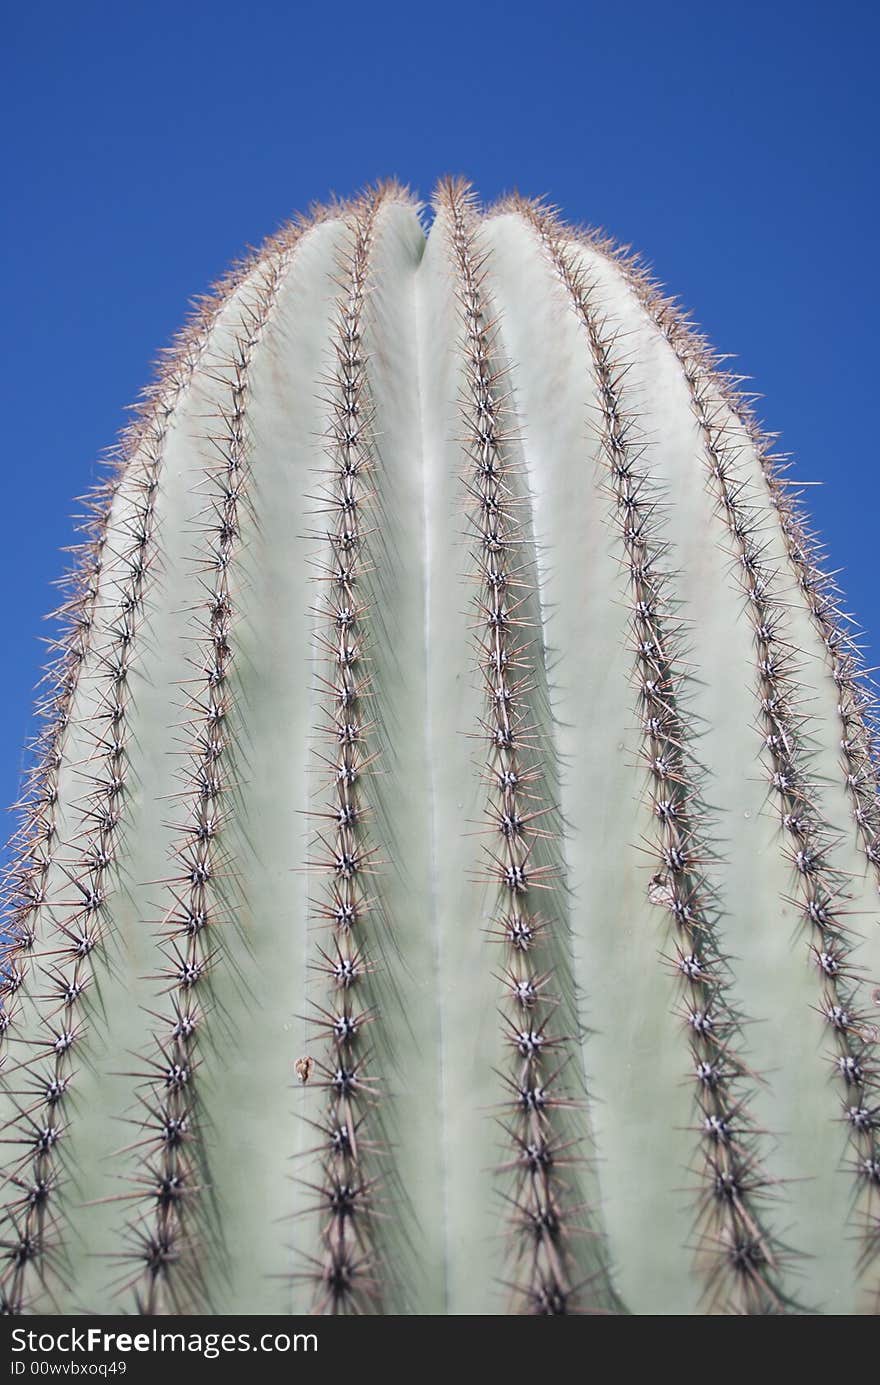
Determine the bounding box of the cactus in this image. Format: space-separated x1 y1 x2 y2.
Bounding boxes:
1 178 878 1317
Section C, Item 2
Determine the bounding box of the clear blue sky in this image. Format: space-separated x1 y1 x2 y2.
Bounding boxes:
2 0 877 835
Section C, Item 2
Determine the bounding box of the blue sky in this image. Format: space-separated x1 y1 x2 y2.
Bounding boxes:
2 0 877 833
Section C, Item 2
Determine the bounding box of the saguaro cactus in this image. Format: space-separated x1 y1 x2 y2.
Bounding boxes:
1 179 878 1316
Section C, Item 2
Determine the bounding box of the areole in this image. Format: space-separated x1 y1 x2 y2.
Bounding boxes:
1 179 878 1315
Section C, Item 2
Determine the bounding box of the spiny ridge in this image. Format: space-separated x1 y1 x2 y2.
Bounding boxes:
514 194 796 1314
589 228 880 904
113 230 298 1314
580 216 880 1302
299 187 394 1315
438 179 610 1316
0 225 286 1313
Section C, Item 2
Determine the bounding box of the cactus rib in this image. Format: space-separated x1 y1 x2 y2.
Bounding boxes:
681 357 880 1294
0 242 282 1314
513 195 796 1313
439 179 613 1315
114 239 297 1312
576 229 880 1299
591 242 880 902
301 188 389 1314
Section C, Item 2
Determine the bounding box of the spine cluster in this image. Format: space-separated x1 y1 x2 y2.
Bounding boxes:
118 242 294 1312
519 198 790 1312
441 182 590 1316
303 192 386 1314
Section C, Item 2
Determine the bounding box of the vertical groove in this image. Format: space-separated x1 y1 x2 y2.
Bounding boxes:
413 220 452 1313
516 197 795 1313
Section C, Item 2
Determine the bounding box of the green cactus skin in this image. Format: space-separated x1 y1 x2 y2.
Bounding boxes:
1 179 878 1317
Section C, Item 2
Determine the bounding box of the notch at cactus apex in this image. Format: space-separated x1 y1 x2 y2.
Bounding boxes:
1 177 878 1317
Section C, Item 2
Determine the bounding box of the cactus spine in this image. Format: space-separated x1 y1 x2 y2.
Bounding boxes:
441 183 612 1314
303 191 387 1312
516 198 790 1312
1 181 878 1316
